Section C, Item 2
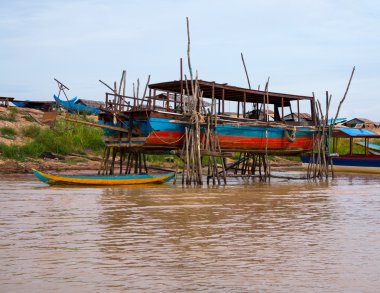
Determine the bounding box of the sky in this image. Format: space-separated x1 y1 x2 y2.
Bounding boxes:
0 0 379 120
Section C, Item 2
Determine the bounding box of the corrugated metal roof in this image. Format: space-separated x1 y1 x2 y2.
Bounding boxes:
358 118 375 124
149 80 313 104
338 128 377 137
284 113 312 121
344 118 375 124
76 99 105 108
327 118 347 125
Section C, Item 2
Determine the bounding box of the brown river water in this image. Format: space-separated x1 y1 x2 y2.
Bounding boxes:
1 173 380 292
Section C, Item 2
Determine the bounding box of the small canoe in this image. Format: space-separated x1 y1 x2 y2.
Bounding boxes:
33 169 175 185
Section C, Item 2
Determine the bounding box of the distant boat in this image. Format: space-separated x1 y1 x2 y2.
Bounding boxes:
301 128 380 174
11 100 29 107
12 100 57 112
54 95 101 115
301 154 380 174
33 169 175 185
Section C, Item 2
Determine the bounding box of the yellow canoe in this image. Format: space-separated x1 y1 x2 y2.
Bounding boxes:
32 169 175 185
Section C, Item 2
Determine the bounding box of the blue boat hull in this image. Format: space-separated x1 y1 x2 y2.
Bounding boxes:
99 112 315 154
301 155 380 174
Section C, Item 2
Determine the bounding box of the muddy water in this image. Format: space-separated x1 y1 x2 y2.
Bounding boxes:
1 174 380 292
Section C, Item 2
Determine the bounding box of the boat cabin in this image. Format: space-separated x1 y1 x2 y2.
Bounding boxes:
147 80 316 125
332 128 380 155
343 118 378 129
101 79 316 126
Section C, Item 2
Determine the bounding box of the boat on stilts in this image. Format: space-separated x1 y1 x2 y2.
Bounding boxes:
96 80 317 155
58 75 318 185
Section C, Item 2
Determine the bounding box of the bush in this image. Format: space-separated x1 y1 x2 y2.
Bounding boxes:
0 110 16 122
30 120 104 155
34 127 73 155
20 142 46 158
0 143 24 160
0 141 44 160
0 126 16 139
22 125 41 138
0 118 105 161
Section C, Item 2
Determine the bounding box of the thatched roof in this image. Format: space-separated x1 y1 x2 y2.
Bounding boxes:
76 99 105 108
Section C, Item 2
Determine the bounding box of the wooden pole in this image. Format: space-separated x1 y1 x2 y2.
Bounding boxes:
241 52 252 89
332 66 355 126
180 58 184 112
243 92 246 118
140 75 151 107
222 88 225 114
119 147 123 174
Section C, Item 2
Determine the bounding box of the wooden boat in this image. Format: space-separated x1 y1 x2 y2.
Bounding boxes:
54 95 101 115
301 128 380 174
11 100 28 107
12 100 56 112
301 154 380 174
100 113 314 154
33 169 175 185
97 80 317 155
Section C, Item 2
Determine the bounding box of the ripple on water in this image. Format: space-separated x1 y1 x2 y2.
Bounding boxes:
0 173 380 292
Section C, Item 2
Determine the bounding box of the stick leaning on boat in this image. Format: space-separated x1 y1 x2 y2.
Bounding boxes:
32 169 175 185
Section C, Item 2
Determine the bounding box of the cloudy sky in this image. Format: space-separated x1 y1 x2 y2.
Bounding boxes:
0 0 379 120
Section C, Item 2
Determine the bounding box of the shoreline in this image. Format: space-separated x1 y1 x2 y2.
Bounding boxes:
0 158 100 175
0 157 302 175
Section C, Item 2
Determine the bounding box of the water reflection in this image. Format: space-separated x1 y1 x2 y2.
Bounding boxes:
95 179 340 291
1 174 380 292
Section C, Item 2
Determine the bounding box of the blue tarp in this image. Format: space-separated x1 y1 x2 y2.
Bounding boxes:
54 95 101 115
328 118 347 125
338 128 377 137
12 100 29 107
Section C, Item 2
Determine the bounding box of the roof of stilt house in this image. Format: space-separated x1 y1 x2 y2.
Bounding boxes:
152 93 211 106
149 80 314 105
284 113 312 120
76 99 105 108
344 118 376 125
333 128 380 138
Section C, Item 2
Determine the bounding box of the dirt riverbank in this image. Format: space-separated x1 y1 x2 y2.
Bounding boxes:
0 157 302 175
0 158 100 174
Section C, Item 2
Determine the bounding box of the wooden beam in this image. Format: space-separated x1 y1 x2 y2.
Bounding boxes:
281 97 284 120
180 58 183 112
64 117 129 133
166 91 170 111
222 88 225 114
297 99 300 121
243 92 246 117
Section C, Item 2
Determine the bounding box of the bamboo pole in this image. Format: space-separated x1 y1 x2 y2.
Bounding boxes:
119 147 123 175
332 66 355 126
241 52 252 89
140 75 151 107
